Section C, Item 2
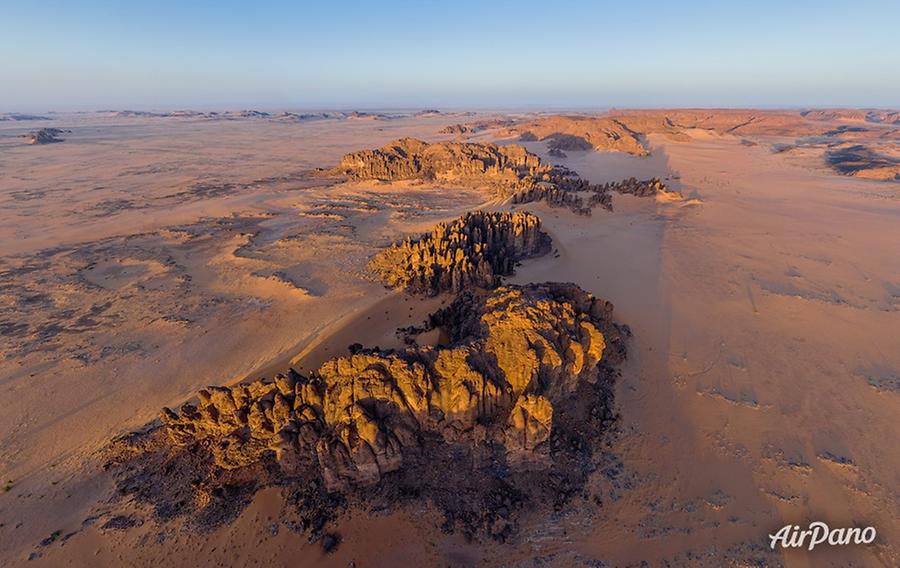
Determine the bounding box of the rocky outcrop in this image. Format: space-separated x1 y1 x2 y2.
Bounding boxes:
547 147 567 159
330 138 667 215
159 282 625 491
23 128 67 144
510 174 668 214
544 133 593 152
331 138 550 196
609 176 669 197
439 124 471 135
237 110 271 118
369 211 550 295
500 116 649 156
511 181 599 215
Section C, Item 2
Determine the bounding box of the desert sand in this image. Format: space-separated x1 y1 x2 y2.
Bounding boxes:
0 109 898 567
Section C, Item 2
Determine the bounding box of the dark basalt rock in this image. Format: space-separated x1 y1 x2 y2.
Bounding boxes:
23 128 68 144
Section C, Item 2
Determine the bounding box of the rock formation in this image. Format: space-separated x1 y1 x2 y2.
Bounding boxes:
158 282 625 491
609 176 669 197
22 128 67 144
237 110 271 118
330 138 549 196
368 211 551 295
500 116 649 156
544 133 594 152
510 174 669 214
107 282 627 540
329 138 668 214
547 147 567 159
439 124 470 135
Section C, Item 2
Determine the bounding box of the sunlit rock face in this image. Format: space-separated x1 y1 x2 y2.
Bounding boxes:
368 210 551 296
333 137 550 193
160 282 625 490
330 138 669 215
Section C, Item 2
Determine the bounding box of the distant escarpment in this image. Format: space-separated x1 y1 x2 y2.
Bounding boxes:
329 138 668 214
469 109 900 156
108 282 627 540
0 113 51 121
499 110 828 148
465 109 900 183
369 211 550 295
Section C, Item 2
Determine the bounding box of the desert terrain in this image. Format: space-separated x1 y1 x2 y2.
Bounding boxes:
0 109 898 567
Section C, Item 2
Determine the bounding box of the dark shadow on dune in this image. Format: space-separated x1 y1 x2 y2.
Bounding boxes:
824 144 899 176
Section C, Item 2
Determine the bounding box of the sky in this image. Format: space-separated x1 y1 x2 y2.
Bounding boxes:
1 0 898 111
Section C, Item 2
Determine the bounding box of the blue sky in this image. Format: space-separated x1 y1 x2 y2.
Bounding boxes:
1 0 898 110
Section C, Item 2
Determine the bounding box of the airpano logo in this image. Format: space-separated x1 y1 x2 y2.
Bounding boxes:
769 522 876 551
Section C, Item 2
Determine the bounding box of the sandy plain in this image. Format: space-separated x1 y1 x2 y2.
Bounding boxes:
0 111 898 566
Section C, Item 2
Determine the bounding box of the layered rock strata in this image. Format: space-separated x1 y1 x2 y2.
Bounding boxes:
159 282 624 491
368 211 550 295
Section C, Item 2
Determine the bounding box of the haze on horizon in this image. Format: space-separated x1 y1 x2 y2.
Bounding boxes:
1 0 898 112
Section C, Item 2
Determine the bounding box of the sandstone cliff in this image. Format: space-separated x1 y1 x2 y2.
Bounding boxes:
368 211 551 295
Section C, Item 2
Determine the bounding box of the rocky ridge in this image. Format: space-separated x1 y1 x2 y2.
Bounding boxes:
368 211 550 295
